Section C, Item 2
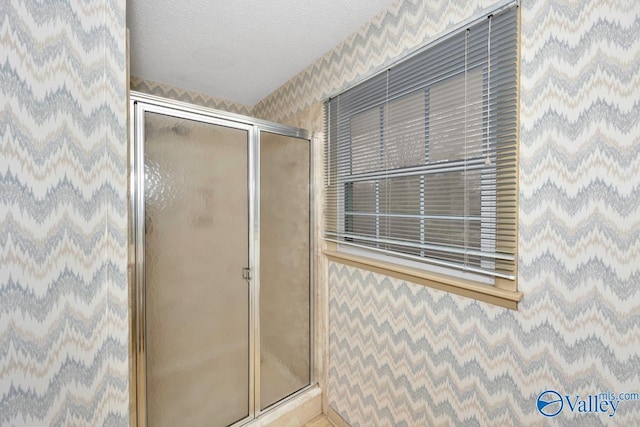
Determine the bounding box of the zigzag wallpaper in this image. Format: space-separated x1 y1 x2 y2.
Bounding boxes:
0 1 129 425
253 0 508 124
2 0 638 425
130 76 253 116
256 0 640 425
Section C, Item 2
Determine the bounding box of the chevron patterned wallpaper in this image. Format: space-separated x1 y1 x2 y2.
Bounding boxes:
130 76 253 116
3 0 636 425
0 1 129 425
253 0 501 124
254 0 640 425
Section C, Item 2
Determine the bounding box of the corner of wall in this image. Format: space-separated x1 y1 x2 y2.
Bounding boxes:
0 1 130 424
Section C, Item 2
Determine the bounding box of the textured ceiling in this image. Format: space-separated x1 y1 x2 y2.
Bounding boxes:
127 0 397 106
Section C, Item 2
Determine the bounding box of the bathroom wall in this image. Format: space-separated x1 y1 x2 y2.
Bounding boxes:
130 76 253 116
254 0 640 425
0 1 129 425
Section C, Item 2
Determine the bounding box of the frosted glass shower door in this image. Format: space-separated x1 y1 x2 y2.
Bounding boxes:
259 132 311 410
143 112 250 427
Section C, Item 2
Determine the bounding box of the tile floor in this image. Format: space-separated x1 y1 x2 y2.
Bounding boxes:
303 415 333 427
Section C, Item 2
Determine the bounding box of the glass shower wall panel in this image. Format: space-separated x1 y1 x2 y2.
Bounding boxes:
144 112 250 427
259 131 311 410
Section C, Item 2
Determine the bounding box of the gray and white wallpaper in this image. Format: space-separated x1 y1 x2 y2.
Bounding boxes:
0 1 129 425
256 0 640 425
130 76 253 116
2 0 638 425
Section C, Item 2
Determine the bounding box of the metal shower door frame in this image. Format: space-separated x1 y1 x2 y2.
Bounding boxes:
129 91 314 427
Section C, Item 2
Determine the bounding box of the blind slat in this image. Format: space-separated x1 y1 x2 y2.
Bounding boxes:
325 5 518 280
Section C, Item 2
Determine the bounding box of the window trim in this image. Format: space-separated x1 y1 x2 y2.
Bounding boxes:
325 246 522 310
337 242 496 285
323 1 521 309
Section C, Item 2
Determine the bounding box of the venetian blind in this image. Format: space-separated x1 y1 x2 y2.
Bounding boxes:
324 4 518 280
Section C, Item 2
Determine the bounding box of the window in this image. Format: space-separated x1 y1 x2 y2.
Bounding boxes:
324 4 519 296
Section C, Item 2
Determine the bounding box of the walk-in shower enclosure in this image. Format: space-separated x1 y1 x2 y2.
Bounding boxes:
129 92 314 427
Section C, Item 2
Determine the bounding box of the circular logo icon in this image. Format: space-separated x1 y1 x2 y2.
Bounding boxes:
537 390 563 417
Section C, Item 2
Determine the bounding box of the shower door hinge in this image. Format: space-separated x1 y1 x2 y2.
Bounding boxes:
242 267 252 281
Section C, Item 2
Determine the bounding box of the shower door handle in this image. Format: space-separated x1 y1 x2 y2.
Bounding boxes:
242 267 252 281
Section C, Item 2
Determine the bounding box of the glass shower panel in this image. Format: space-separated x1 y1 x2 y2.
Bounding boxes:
259 132 311 410
144 112 250 427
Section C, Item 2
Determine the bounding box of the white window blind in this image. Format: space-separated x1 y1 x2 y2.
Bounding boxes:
324 4 518 280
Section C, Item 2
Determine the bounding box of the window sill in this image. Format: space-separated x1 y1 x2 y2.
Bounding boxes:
324 250 522 310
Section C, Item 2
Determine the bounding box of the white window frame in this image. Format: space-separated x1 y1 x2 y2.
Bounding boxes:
323 1 521 308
